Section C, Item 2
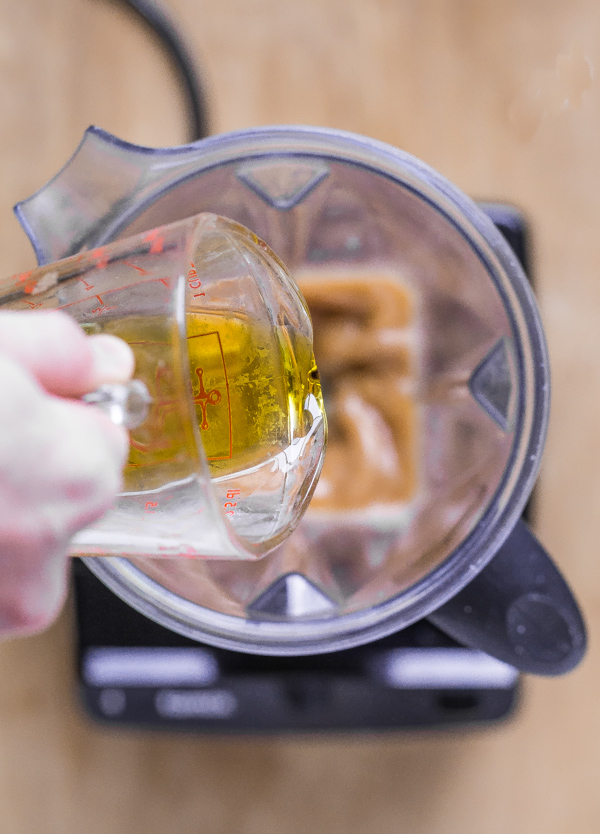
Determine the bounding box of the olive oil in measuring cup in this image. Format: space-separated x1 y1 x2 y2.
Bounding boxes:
93 305 325 548
184 311 323 476
95 309 321 465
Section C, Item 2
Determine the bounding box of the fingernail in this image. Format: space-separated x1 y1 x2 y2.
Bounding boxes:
89 335 135 385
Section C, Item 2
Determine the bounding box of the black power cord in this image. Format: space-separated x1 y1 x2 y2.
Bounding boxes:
114 0 210 142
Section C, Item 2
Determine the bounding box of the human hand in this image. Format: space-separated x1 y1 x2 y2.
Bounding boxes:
0 310 134 638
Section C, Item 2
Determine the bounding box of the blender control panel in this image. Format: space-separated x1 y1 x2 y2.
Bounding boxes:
73 559 519 732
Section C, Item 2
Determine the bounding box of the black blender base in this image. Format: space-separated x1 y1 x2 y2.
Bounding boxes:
73 560 519 733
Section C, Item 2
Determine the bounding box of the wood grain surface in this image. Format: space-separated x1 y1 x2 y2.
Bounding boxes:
0 0 598 831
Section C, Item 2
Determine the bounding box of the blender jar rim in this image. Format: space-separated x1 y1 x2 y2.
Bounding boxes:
70 125 549 654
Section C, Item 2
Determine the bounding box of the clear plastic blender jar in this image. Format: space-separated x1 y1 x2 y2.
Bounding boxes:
13 125 586 674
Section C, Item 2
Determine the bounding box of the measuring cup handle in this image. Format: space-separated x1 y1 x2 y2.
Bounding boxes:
427 519 587 676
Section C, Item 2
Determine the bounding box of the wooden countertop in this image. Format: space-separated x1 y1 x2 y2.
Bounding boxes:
0 0 598 831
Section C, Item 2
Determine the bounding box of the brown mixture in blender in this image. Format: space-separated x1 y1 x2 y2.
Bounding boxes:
297 270 418 514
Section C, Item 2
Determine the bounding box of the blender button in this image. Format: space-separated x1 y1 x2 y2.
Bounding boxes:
98 688 127 717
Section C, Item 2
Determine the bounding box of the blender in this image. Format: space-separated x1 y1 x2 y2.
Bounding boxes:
12 125 586 687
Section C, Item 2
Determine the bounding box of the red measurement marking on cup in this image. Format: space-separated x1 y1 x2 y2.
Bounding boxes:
123 260 149 276
144 229 165 254
14 271 41 306
224 489 240 517
154 544 201 558
55 278 169 314
90 294 118 316
188 262 205 297
14 270 38 297
91 247 110 269
179 545 201 558
144 501 158 513
187 331 233 460
78 276 94 291
14 270 35 293
193 368 221 430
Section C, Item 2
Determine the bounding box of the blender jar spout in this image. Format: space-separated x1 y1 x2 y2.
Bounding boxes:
14 126 214 265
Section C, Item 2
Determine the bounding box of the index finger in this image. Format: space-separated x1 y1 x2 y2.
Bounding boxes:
0 310 134 397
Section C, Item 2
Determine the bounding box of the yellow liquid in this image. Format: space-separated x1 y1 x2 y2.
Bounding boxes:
91 311 323 487
185 311 322 475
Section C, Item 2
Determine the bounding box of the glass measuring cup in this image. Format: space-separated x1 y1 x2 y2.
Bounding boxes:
13 125 586 674
0 212 326 560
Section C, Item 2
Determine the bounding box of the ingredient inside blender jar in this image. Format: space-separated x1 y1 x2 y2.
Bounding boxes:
297 271 418 512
